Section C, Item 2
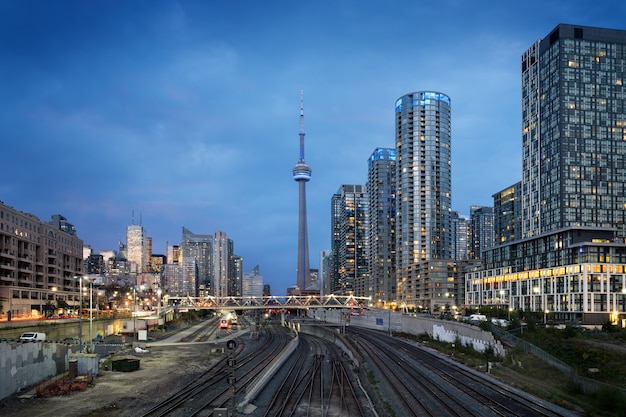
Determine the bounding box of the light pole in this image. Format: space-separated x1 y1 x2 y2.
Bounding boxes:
133 287 137 343
157 288 162 330
89 280 93 350
74 276 83 352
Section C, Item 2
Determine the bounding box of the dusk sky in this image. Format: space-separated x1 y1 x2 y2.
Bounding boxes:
1 1 625 295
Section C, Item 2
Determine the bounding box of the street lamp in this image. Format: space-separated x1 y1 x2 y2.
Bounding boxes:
157 288 162 329
72 276 84 352
133 287 137 343
89 280 93 350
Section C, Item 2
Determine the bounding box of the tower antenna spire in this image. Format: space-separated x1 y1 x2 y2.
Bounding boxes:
293 90 312 291
299 90 305 162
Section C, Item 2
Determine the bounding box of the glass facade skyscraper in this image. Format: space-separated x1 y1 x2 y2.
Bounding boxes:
469 206 495 260
181 226 213 292
395 91 453 310
126 224 146 275
367 148 396 305
467 24 626 324
330 185 369 296
522 24 626 237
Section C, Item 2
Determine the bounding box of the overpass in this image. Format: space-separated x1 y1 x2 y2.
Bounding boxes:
165 294 371 312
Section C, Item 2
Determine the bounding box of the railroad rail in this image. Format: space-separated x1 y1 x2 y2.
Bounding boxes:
350 327 579 417
258 333 372 416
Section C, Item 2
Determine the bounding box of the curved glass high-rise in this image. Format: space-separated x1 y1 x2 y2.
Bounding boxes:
395 91 452 309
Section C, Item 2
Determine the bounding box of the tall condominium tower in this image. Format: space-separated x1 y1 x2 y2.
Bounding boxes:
331 185 369 296
212 231 231 297
230 253 242 296
522 24 626 238
367 148 397 305
467 24 626 324
451 211 469 261
395 91 453 311
181 227 213 291
293 91 312 290
468 206 495 260
492 182 522 245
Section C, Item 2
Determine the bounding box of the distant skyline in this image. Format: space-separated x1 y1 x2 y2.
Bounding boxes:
1 1 625 295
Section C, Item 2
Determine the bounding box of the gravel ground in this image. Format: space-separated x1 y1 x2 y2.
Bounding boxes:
0 336 220 416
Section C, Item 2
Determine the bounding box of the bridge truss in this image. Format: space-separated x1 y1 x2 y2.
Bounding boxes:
166 294 371 312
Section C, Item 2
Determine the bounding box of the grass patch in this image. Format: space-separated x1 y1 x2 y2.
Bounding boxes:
416 324 626 417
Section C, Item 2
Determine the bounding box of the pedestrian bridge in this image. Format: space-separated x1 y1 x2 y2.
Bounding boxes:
166 294 371 312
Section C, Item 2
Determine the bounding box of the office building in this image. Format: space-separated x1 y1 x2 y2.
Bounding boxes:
466 24 626 324
126 223 146 275
395 91 454 311
167 244 182 265
162 264 184 296
242 265 263 297
367 148 397 305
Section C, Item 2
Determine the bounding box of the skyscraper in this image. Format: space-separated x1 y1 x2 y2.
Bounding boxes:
242 265 263 297
230 253 242 296
467 24 626 324
395 91 453 311
492 183 521 245
469 206 495 260
212 231 230 297
367 148 397 305
331 185 369 296
293 91 312 290
521 24 626 238
126 222 146 276
450 211 470 261
181 227 213 291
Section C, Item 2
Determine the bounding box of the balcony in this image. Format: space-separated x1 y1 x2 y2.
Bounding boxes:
1 249 16 259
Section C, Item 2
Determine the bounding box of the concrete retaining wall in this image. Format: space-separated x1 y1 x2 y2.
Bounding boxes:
0 342 67 400
316 308 505 358
240 333 298 410
298 324 360 368
0 341 101 401
0 318 125 341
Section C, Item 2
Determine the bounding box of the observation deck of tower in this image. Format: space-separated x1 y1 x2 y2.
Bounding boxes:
293 91 311 291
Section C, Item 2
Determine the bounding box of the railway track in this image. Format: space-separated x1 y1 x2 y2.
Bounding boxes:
138 322 290 417
350 327 579 417
178 317 220 342
257 333 373 417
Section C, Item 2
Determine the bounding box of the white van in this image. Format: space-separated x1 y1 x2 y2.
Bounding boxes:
469 314 487 322
19 332 46 342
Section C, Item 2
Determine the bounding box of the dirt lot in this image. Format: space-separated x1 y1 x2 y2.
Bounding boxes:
0 342 218 417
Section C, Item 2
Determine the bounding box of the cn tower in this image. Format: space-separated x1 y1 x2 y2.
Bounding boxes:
293 91 311 291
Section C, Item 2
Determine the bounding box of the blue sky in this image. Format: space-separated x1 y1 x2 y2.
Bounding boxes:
1 1 625 295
